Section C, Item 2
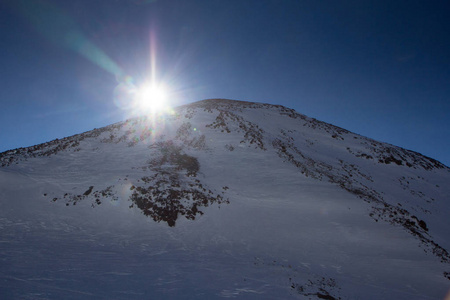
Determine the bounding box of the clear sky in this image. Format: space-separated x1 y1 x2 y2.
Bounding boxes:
1 0 449 166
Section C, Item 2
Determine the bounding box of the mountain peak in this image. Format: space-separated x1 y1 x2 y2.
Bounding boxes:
1 99 449 299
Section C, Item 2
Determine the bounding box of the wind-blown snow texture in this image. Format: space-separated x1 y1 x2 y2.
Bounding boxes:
1 99 449 299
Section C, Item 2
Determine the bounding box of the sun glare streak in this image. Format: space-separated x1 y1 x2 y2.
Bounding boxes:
13 0 123 78
14 0 172 118
113 29 173 117
150 30 157 86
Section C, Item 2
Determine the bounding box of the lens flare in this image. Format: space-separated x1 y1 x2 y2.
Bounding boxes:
113 82 135 110
113 80 172 116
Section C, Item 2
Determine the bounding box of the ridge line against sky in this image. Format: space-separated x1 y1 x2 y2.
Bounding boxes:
0 0 449 166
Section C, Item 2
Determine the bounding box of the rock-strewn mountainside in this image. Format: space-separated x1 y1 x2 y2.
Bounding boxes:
1 99 449 299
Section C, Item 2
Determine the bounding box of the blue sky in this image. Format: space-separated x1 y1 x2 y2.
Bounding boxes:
1 0 449 166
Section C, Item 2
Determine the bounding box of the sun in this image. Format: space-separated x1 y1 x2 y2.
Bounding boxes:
135 83 168 112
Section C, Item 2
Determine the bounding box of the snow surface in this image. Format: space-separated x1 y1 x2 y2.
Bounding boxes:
1 99 449 299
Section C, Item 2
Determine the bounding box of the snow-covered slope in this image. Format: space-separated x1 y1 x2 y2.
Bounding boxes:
1 99 449 299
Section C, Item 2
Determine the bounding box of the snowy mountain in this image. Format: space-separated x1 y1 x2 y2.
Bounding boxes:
1 99 449 299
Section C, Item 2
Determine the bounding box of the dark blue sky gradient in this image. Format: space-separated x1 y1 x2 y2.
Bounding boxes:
1 0 449 166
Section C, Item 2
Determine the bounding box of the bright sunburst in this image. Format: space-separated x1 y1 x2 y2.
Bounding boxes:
135 82 168 112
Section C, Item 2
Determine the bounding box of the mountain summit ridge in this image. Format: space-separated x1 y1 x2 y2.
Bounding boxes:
2 98 447 169
1 99 449 299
